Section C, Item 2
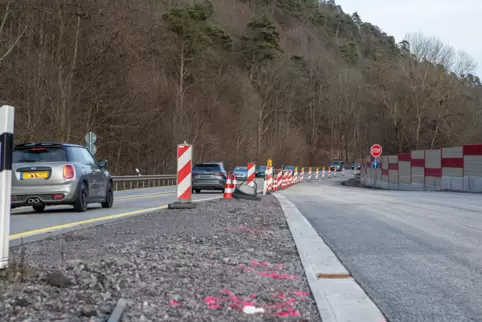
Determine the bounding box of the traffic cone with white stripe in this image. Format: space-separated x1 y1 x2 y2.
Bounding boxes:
224 172 233 199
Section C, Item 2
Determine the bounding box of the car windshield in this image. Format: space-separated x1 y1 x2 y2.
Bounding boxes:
331 161 341 165
284 166 294 170
234 167 247 172
193 164 221 172
13 147 67 162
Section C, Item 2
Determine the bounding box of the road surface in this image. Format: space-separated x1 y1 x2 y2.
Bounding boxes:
279 172 482 322
9 179 264 243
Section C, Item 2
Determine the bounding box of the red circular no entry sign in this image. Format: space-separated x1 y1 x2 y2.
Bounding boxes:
370 144 382 158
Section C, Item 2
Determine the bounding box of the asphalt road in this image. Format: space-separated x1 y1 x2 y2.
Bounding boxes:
9 186 219 238
279 171 482 322
9 179 265 242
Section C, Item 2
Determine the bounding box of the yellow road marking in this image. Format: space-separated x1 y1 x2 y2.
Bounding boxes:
9 196 222 240
10 191 176 213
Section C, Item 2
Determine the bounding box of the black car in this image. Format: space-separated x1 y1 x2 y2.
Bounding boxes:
255 165 267 178
351 162 361 170
192 162 227 193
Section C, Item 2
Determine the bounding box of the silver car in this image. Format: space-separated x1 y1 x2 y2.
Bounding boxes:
11 142 114 212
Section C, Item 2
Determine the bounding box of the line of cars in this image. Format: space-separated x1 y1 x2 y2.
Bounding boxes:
9 142 361 214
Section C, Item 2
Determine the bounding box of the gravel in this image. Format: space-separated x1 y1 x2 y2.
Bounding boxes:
0 196 321 321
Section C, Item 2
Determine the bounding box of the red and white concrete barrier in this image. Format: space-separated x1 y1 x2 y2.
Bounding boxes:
361 143 482 192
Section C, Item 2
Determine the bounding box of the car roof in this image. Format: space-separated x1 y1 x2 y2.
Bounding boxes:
14 142 84 149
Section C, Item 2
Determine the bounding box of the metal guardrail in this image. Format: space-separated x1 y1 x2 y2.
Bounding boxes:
111 175 176 191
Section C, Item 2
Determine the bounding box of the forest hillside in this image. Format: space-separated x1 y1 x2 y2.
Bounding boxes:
1 0 481 174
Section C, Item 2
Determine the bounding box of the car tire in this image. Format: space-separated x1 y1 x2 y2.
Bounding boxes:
194 189 201 194
73 182 89 212
101 182 114 209
33 205 45 212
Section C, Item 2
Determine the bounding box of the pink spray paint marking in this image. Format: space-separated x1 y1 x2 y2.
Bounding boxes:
199 290 305 317
203 290 255 310
169 300 183 306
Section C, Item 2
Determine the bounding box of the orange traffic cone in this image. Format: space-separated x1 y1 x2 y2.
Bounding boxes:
232 174 237 192
224 172 233 199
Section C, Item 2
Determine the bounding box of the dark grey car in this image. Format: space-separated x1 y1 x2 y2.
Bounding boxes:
11 142 114 212
192 162 227 193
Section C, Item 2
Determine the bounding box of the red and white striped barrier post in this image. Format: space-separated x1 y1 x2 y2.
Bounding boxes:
315 167 319 180
334 168 337 177
342 167 345 176
294 167 298 184
272 170 278 191
247 163 255 185
0 105 14 269
322 167 325 179
328 168 331 178
282 170 288 189
168 141 196 209
308 167 312 181
300 167 304 182
277 169 282 190
265 160 273 194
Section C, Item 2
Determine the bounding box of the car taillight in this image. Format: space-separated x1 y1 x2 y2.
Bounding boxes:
63 164 75 179
214 172 226 178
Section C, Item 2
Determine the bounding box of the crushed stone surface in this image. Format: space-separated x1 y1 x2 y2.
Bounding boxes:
0 196 321 321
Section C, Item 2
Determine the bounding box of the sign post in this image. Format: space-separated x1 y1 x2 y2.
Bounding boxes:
0 105 14 270
370 144 382 168
84 131 97 156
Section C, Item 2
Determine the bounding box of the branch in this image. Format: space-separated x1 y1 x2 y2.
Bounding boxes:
0 24 27 63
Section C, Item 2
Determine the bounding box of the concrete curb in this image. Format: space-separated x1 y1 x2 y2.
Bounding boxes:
273 193 387 322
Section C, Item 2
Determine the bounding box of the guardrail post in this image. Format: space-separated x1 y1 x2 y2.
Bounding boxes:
0 105 14 270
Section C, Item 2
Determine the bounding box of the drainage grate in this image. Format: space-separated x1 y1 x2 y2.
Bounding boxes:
317 273 352 279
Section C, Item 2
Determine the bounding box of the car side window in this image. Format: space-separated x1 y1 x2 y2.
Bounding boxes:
80 148 96 165
67 147 86 163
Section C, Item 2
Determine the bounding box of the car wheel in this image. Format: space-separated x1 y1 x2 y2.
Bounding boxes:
73 182 89 212
101 182 114 209
194 189 201 194
33 205 45 212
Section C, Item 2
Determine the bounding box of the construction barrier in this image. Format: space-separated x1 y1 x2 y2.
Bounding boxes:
169 142 196 209
361 144 482 192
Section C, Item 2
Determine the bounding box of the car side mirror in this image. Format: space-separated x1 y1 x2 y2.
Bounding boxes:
98 159 108 168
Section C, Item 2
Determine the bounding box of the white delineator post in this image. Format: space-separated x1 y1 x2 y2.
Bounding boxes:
266 166 272 193
0 105 14 270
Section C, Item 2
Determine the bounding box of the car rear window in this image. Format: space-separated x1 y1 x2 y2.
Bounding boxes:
193 164 221 172
13 147 67 162
331 161 340 165
235 167 247 171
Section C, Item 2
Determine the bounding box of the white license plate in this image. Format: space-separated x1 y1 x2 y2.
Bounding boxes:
198 175 213 179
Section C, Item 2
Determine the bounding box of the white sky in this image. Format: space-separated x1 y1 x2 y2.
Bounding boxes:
337 0 482 77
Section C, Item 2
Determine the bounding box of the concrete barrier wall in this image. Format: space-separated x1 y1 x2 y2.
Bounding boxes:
360 144 482 193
